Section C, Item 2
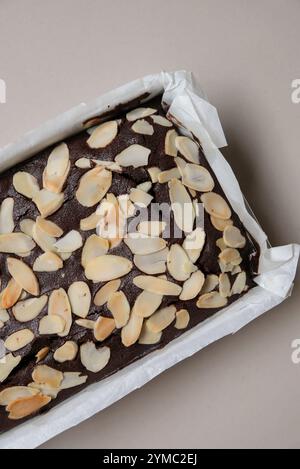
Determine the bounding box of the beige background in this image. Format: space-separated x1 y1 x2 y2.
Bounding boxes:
0 0 299 449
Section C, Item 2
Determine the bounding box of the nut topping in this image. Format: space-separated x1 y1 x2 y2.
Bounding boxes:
219 273 231 297
138 323 162 345
81 235 109 268
32 221 56 253
107 291 130 328
124 233 167 255
39 314 66 335
196 292 228 309
167 244 197 281
133 275 182 296
210 216 233 232
7 394 51 420
0 198 14 234
33 189 64 218
165 129 178 157
80 211 101 231
32 365 63 389
80 342 110 373
180 270 205 300
146 305 176 333
76 166 112 207
94 279 121 306
158 167 181 183
0 386 39 406
121 311 143 347
132 290 163 318
36 216 63 238
4 328 34 352
201 192 231 220
13 172 40 199
54 230 83 253
12 295 48 322
169 178 195 233
1 279 22 309
223 225 246 249
219 248 242 266
175 309 190 329
132 119 154 135
0 233 35 254
183 227 206 263
60 372 87 390
7 257 39 296
68 281 91 318
53 341 78 363
33 252 63 272
231 271 246 295
94 316 116 341
126 107 157 121
151 115 172 127
48 288 72 337
43 142 70 193
137 221 166 237
134 248 168 275
115 144 151 168
129 188 153 207
35 347 50 363
175 136 199 164
0 354 21 383
75 158 91 169
87 120 118 148
85 255 132 282
181 163 214 192
75 319 95 329
20 218 35 237
147 167 161 183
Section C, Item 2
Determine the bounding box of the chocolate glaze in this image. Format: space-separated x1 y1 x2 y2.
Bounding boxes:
0 96 259 433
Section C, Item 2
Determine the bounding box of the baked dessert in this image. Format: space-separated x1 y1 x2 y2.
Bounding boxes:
0 96 258 432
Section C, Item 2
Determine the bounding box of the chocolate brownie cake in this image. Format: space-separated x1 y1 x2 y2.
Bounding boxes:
0 96 258 432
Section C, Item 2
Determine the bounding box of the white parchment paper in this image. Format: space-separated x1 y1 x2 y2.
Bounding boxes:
0 71 298 449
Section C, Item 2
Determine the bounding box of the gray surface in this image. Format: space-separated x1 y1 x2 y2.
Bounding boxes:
0 0 299 449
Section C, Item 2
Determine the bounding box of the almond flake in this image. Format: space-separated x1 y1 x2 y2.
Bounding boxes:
175 136 199 164
0 233 35 254
4 328 34 352
219 260 234 273
32 222 56 253
75 318 95 329
197 292 228 309
133 275 182 296
32 365 63 388
81 235 109 269
146 305 176 333
118 194 135 218
216 238 227 251
60 372 87 390
174 156 187 175
76 166 112 207
0 354 21 383
54 230 82 253
136 181 152 192
129 188 153 207
138 322 162 345
33 252 63 272
182 163 214 192
39 314 65 335
0 198 14 234
201 192 231 220
0 386 39 406
35 347 49 363
132 119 154 135
33 189 64 218
1 279 22 309
223 225 246 249
219 248 242 266
132 290 163 318
121 311 143 347
134 247 168 275
85 255 132 282
231 271 247 295
54 341 78 363
180 270 205 300
60 252 72 261
28 382 59 398
151 115 172 127
12 295 48 322
232 265 242 275
183 227 206 263
167 244 197 281
175 309 190 329
126 107 157 121
7 257 39 296
210 216 233 232
94 316 115 341
158 167 180 183
68 281 91 318
137 221 166 237
92 160 122 173
43 142 70 193
124 233 166 255
75 158 92 169
36 216 63 238
0 309 9 323
115 145 151 168
7 394 51 420
80 342 110 373
80 211 101 231
147 167 161 183
87 120 118 148
19 219 35 239
48 288 72 337
107 291 130 328
13 172 40 199
94 279 121 306
219 273 231 297
169 178 195 233
165 129 178 157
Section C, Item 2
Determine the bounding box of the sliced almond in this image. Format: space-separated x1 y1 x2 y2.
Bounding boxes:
167 244 196 281
0 386 39 406
183 227 206 263
48 288 72 337
32 222 56 253
28 382 59 399
165 129 178 157
121 311 143 347
0 354 21 383
138 322 162 345
53 341 78 363
0 233 35 253
20 219 35 237
232 265 242 275
75 318 95 329
4 328 34 352
32 365 63 388
129 188 153 207
197 291 228 309
76 166 112 207
43 142 70 193
0 198 14 234
60 252 72 261
219 248 242 266
126 107 157 121
132 119 154 135
39 314 65 335
75 157 91 169
133 275 182 296
175 136 199 164
147 167 161 183
1 279 22 309
151 115 172 127
85 255 132 282
175 309 190 329
115 144 151 168
124 233 166 255
92 159 122 173
33 252 63 272
219 260 235 273
81 235 109 269
136 181 152 192
134 247 168 275
118 194 135 218
174 155 187 175
96 193 125 243
33 189 64 218
107 291 130 328
36 216 63 238
133 290 162 318
211 216 233 232
146 305 176 333
231 271 247 295
80 211 101 231
35 347 49 363
7 394 51 420
180 270 205 300
158 167 180 183
169 178 195 233
223 225 246 249
7 257 39 296
60 372 87 390
0 309 9 323
201 192 231 220
137 221 166 237
12 295 48 322
219 273 231 297
68 281 91 318
87 120 118 148
182 163 214 192
189 188 197 197
54 230 82 253
94 279 121 306
80 342 110 373
216 238 227 251
13 172 39 199
94 316 115 341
